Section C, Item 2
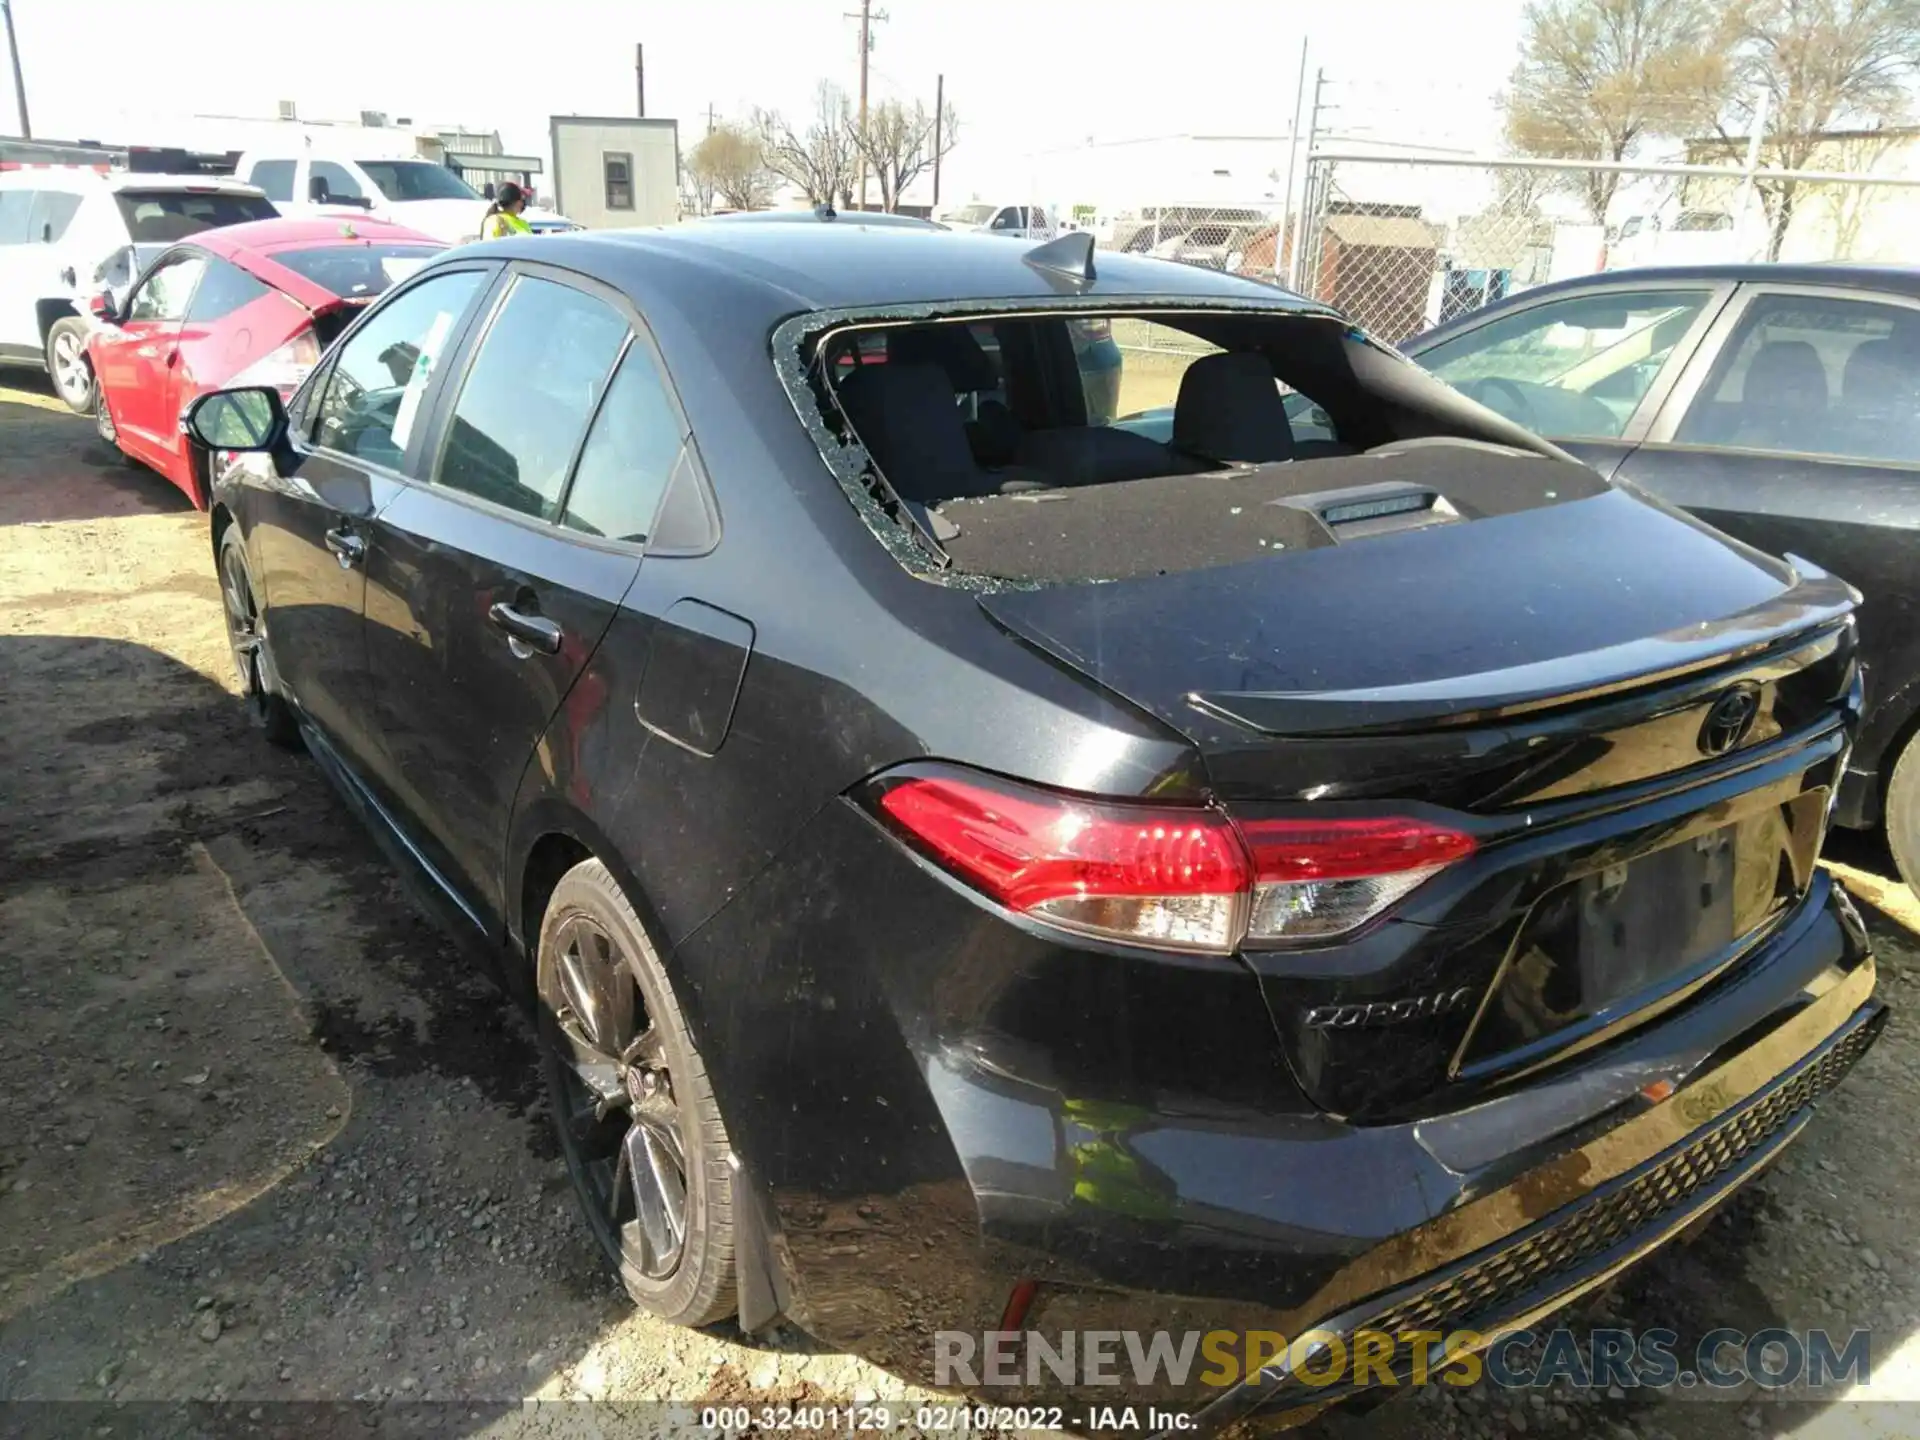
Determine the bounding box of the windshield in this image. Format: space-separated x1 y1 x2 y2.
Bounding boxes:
952 204 995 225
355 161 480 203
114 191 278 243
269 244 444 299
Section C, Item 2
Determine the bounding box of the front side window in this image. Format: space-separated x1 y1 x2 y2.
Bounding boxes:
184 257 273 323
436 276 630 520
308 162 365 204
248 160 295 202
126 254 209 323
604 154 634 211
0 188 32 244
1675 292 1920 463
1419 288 1714 439
991 207 1023 231
561 343 685 543
312 268 487 468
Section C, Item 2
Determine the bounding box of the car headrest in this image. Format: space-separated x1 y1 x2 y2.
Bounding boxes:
887 325 1000 394
1742 340 1827 411
1843 338 1914 411
837 362 984 502
1171 351 1294 464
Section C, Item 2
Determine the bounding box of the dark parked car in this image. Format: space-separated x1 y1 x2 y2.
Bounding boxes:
1405 264 1920 891
187 228 1881 1425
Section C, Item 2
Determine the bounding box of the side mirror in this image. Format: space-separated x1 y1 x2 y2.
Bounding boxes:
183 387 288 452
88 292 119 324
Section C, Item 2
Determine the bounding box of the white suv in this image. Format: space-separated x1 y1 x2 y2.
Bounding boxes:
234 151 576 244
0 170 277 411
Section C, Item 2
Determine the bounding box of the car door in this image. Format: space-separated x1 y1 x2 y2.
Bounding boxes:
1614 283 1920 783
90 250 208 462
0 186 43 354
245 262 497 776
358 264 643 927
1409 280 1731 479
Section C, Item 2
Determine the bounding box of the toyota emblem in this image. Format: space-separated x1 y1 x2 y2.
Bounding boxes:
1699 684 1761 756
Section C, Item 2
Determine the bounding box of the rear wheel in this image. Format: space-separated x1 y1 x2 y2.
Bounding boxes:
217 527 301 749
1886 732 1920 895
535 858 736 1325
46 317 95 414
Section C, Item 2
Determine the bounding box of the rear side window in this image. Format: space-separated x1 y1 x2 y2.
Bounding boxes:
311 269 487 468
561 344 684 543
248 160 295 202
185 257 274 322
437 276 629 520
1675 292 1920 462
27 191 82 243
115 190 278 242
270 244 441 299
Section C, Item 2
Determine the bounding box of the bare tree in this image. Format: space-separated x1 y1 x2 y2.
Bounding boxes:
851 96 959 213
1693 0 1920 258
756 84 859 207
1504 0 1728 224
687 121 776 212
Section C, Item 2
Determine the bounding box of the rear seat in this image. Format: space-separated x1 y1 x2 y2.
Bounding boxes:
836 363 1052 501
1169 351 1356 465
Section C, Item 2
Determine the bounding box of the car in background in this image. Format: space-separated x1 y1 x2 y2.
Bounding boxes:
88 217 442 508
0 170 277 412
938 201 1052 238
1404 263 1920 888
1151 221 1263 271
235 150 574 244
182 222 1877 1424
1608 210 1744 270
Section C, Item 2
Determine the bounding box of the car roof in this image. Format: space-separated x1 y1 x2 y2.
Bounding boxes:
472 224 1319 317
184 216 443 259
1411 261 1920 346
695 208 945 230
0 169 265 196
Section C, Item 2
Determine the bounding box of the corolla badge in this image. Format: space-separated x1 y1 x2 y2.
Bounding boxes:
1698 683 1762 757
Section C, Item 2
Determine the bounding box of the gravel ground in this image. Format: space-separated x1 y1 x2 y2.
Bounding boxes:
1 375 1916 1439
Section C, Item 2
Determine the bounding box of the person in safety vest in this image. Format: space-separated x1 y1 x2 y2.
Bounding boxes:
481 181 532 239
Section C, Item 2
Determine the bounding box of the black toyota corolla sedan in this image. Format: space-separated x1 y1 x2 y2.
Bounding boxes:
187 224 1882 1427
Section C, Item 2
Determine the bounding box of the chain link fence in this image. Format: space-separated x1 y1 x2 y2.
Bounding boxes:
1062 155 1920 347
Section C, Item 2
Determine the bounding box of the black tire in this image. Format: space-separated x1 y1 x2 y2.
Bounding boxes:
1887 730 1920 896
94 389 141 468
46 316 96 414
216 527 302 750
536 858 735 1325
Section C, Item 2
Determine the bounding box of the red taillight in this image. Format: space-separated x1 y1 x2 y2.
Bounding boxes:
226 327 322 397
870 768 1474 952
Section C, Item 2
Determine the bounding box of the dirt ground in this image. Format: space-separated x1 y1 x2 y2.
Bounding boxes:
2 373 1918 1440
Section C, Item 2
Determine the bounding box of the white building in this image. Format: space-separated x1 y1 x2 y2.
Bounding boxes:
549 116 680 229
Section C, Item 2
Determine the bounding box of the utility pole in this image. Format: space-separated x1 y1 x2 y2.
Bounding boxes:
845 0 887 209
635 43 645 118
1288 68 1328 292
932 73 944 209
1280 38 1308 286
706 103 717 135
2 0 30 139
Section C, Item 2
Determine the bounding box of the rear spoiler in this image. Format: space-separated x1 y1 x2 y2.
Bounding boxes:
1188 558 1859 738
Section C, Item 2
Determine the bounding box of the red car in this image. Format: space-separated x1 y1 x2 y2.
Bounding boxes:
87 217 444 508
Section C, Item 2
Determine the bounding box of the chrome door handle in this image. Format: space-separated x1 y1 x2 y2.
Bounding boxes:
487 602 562 657
324 527 365 569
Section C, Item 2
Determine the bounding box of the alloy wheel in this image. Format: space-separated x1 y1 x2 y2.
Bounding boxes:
51 328 90 409
218 542 269 710
539 915 688 1280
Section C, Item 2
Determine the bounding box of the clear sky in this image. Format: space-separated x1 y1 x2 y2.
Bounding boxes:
2 0 1530 196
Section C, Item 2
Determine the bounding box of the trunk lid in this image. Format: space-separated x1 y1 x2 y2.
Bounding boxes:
978 485 1860 1119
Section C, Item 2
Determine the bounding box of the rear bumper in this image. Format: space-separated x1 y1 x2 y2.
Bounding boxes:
678 797 1880 1417
1185 992 1885 1433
